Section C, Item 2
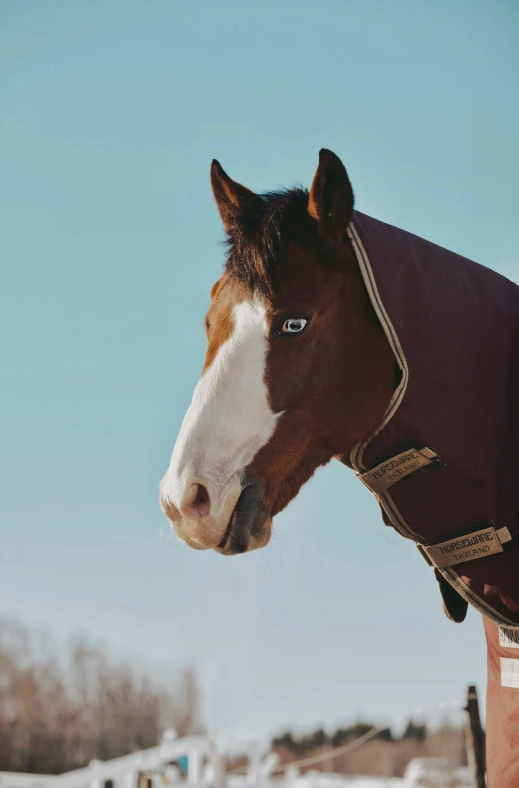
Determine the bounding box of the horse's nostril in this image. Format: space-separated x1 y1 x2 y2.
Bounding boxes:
183 482 211 519
193 483 210 510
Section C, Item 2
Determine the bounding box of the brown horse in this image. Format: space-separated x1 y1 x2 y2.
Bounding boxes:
160 150 519 785
160 150 394 555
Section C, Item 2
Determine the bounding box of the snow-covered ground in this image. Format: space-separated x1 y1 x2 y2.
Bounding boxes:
284 763 471 787
311 779 405 787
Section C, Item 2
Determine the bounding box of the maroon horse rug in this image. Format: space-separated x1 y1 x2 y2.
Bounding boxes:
343 209 519 630
160 150 519 787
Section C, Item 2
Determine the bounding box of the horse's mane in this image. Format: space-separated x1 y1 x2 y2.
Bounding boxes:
224 187 310 296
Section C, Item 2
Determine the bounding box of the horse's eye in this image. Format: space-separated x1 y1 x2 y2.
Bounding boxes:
282 317 307 334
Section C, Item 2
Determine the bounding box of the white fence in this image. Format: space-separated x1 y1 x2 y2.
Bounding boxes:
0 731 471 788
0 734 269 788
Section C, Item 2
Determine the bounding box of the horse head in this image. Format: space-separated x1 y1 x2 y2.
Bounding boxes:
160 150 395 554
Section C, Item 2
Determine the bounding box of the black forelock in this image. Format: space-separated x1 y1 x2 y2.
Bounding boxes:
223 186 311 296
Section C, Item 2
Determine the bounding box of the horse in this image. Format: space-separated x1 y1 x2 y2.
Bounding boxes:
160 150 519 786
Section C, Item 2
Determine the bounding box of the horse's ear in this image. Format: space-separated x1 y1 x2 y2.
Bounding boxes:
210 160 257 233
308 149 354 241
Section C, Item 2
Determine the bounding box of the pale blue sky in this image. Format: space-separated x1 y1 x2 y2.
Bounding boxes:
2 0 518 740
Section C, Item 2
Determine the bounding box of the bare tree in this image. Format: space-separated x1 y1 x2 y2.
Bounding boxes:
0 618 203 773
173 666 204 737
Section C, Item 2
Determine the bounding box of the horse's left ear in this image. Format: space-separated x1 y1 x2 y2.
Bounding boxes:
308 149 354 241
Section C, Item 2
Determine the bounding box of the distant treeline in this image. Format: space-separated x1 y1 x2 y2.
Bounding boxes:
271 720 465 779
273 719 427 754
0 618 203 774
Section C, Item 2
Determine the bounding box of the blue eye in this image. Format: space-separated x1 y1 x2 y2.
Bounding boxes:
282 317 307 334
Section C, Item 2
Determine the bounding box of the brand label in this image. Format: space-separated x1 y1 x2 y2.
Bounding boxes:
499 627 519 649
359 448 438 494
421 525 504 569
501 658 519 689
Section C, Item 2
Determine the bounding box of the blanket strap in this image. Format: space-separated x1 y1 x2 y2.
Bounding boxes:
358 448 514 569
357 447 440 493
417 523 512 569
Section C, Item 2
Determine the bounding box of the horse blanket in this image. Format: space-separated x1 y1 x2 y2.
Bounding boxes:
342 211 519 786
344 210 519 628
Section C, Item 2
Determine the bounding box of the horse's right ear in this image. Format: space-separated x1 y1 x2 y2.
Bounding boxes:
308 149 354 241
210 160 257 233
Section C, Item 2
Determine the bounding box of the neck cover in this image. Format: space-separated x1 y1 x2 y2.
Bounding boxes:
344 211 519 628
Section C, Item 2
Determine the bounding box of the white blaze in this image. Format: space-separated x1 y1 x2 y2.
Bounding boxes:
161 299 279 548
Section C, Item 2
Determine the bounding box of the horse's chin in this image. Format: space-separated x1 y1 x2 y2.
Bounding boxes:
215 478 272 555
